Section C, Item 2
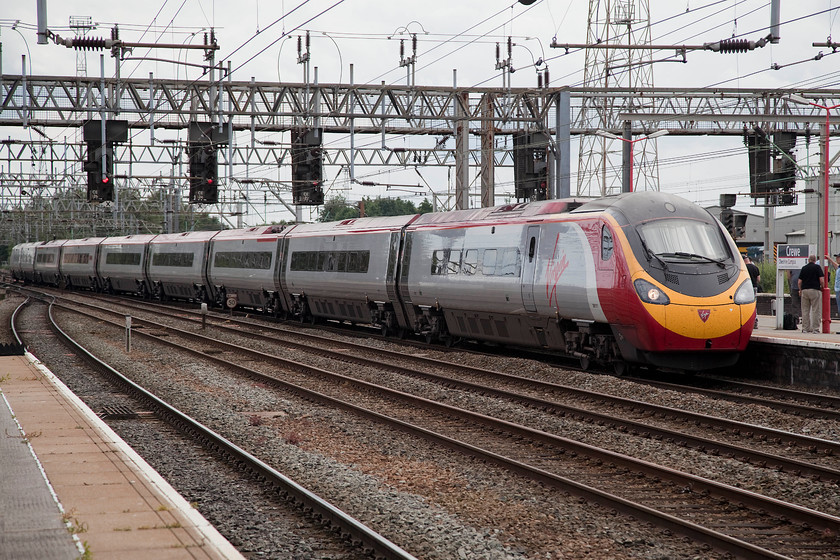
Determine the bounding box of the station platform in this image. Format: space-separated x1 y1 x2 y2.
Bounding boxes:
753 313 840 342
734 313 840 388
0 353 244 560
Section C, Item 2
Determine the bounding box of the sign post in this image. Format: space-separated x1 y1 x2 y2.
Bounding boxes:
775 244 812 330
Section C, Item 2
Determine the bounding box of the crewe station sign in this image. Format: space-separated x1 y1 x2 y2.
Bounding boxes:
776 244 812 270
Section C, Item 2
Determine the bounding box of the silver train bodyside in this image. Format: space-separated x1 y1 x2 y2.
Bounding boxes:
9 192 754 370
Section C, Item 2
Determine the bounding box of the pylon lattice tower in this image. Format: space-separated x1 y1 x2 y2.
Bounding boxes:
69 16 94 77
577 0 660 197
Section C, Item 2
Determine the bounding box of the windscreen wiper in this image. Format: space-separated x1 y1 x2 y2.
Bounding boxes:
661 251 727 268
638 234 668 270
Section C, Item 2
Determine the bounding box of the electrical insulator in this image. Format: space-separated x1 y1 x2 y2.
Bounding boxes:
717 38 752 53
73 37 107 51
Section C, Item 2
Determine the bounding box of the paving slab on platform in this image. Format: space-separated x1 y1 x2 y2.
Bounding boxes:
0 354 244 560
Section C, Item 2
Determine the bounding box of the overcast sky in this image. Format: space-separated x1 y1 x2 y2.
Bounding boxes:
2 1 839 222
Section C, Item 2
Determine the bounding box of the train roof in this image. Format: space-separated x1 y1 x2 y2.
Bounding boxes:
150 230 221 243
62 237 108 247
291 214 418 235
37 239 68 248
571 191 714 225
409 198 592 227
101 234 158 245
211 225 289 240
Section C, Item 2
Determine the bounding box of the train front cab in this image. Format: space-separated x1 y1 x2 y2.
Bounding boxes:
606 193 755 371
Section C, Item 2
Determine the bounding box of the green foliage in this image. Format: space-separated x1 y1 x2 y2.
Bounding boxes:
417 198 433 214
318 195 359 222
318 195 434 222
757 261 775 293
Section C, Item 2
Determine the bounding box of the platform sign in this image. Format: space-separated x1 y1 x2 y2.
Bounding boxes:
776 244 812 270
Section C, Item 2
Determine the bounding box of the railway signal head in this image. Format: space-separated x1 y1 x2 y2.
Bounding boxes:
189 143 219 204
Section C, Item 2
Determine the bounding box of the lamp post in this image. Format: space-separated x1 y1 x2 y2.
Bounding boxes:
594 129 669 193
788 93 840 333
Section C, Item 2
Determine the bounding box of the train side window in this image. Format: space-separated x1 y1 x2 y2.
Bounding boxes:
482 249 497 275
601 226 614 261
347 252 359 272
500 248 521 277
462 249 478 275
528 237 536 262
336 252 347 272
447 250 462 274
317 252 329 271
431 250 446 275
358 251 370 273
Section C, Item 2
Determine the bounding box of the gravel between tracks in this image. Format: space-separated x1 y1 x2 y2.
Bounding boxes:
11 293 838 559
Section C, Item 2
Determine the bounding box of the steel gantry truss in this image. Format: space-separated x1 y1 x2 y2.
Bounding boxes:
3 73 840 243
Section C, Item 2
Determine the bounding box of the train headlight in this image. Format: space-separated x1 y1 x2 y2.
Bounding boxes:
734 279 756 304
634 278 670 305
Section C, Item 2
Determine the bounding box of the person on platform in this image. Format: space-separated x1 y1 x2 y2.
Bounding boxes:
798 255 825 333
744 256 760 292
787 267 801 319
825 253 840 333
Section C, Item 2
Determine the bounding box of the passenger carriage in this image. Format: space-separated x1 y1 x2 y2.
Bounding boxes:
207 225 287 313
98 234 158 296
59 237 105 290
33 239 66 287
280 215 417 332
10 242 38 283
147 231 218 301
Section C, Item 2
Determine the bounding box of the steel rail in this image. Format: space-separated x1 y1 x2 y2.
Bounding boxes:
20 295 418 560
628 377 840 422
48 295 840 559
44 291 840 480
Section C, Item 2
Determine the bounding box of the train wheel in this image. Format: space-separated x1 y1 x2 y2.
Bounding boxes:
612 361 629 376
425 333 434 345
381 324 389 337
579 356 591 370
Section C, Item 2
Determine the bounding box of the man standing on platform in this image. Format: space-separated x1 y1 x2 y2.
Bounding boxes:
744 256 760 292
798 255 825 333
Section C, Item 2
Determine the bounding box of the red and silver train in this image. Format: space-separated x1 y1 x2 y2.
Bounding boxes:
10 191 756 372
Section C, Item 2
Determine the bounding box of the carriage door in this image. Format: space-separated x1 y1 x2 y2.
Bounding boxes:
521 226 540 312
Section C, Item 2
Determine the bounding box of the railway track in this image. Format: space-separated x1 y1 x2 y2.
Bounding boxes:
12 296 417 560
47 289 840 484
32 288 840 559
629 374 840 421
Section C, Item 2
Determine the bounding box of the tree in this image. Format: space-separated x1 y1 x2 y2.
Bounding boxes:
318 195 359 222
417 198 433 214
362 196 418 217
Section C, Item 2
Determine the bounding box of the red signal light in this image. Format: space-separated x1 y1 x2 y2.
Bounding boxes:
102 176 109 183
207 178 214 184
